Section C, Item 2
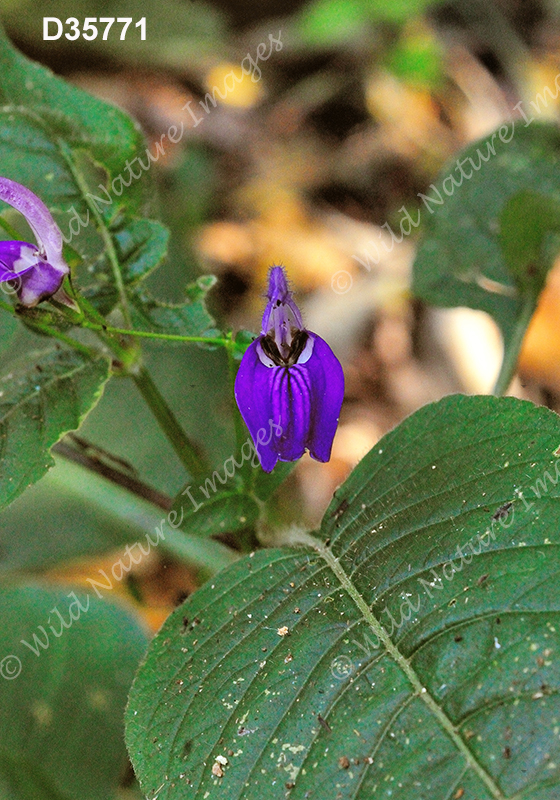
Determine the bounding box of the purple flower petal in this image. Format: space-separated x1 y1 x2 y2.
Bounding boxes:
303 334 345 462
261 266 304 334
270 365 311 462
235 266 344 472
17 261 67 307
0 178 68 278
0 240 65 306
234 340 281 472
0 241 38 281
235 334 344 472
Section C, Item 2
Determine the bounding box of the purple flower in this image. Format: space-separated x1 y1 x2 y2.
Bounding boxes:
235 266 344 472
0 178 69 307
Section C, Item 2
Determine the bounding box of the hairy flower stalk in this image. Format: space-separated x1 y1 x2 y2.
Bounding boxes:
0 177 69 306
235 265 344 472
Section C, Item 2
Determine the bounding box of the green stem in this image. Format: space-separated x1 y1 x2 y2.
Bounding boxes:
79 319 229 347
57 140 133 328
132 365 207 479
64 281 107 326
2 299 207 473
0 299 95 358
493 294 536 396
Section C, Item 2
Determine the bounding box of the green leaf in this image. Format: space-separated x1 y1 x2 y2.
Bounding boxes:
174 487 260 539
0 31 216 328
127 395 560 800
0 583 147 800
232 329 255 360
412 122 560 349
387 23 444 89
296 0 368 46
499 189 560 297
0 310 17 357
130 276 217 337
0 25 148 214
297 0 447 46
0 347 110 511
85 216 170 315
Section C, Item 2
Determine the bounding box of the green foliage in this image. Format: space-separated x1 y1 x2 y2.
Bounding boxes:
172 449 296 542
0 348 110 511
413 123 560 349
387 24 444 89
174 488 261 539
296 0 448 46
86 216 170 314
499 189 560 298
253 460 296 502
0 27 148 211
0 583 147 800
0 10 559 800
130 276 217 337
126 395 560 800
0 458 239 578
0 25 216 329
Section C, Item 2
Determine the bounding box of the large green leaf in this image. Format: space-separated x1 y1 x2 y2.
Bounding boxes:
126 395 560 799
413 123 560 349
0 347 110 511
0 584 147 800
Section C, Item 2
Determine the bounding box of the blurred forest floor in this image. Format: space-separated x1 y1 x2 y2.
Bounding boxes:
2 0 560 630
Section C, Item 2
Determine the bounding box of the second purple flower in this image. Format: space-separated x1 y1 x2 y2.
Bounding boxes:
0 177 69 307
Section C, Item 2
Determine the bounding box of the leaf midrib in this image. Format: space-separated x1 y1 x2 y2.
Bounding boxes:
289 529 507 800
